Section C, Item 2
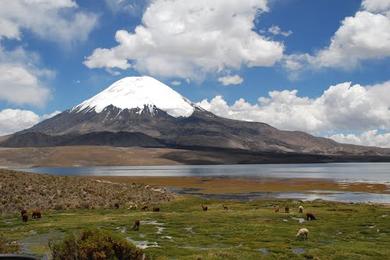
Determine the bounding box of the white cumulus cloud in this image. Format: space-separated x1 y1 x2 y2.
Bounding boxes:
218 75 244 86
0 64 51 106
0 47 53 106
197 81 390 147
0 0 98 45
85 0 284 79
0 109 59 136
0 0 99 107
105 0 148 15
285 0 390 72
268 25 292 37
171 80 182 86
330 130 390 148
362 0 390 12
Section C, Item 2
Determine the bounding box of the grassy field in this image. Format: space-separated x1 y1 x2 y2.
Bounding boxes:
1 196 390 259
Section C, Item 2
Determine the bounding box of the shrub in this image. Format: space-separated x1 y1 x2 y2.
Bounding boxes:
54 203 65 210
0 236 20 254
49 229 145 260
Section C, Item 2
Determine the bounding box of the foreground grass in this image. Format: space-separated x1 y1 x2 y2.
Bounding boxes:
1 197 389 259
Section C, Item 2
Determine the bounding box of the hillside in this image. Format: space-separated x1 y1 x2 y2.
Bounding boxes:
0 169 174 213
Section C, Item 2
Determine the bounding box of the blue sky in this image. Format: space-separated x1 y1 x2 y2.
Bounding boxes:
0 0 390 147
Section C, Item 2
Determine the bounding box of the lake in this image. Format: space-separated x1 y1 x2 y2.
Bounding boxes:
18 163 390 203
19 163 390 184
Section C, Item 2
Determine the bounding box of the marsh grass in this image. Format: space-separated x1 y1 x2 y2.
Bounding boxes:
1 197 389 259
0 235 20 254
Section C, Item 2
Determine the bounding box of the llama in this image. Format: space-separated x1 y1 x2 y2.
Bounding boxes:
299 205 304 213
132 220 140 231
141 205 148 211
20 209 27 217
296 228 309 240
201 205 208 211
274 206 280 213
152 207 160 212
223 205 228 210
285 206 290 213
306 213 316 221
22 213 28 222
32 210 42 219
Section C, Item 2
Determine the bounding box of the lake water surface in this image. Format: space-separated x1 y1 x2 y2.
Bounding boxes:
18 163 390 203
20 163 390 184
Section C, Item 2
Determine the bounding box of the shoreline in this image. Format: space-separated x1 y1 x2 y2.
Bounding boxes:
2 146 390 167
1 168 389 205
91 176 390 195
91 176 390 204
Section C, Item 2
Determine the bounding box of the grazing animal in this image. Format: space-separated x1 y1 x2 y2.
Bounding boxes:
201 205 208 211
285 206 290 213
299 206 304 213
32 210 41 219
132 220 140 231
22 213 28 222
274 206 280 213
306 213 316 221
223 205 228 210
20 209 27 217
152 207 160 212
114 203 120 209
296 228 309 240
141 205 148 211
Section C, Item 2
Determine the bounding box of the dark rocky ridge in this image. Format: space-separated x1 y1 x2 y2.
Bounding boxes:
1 131 164 148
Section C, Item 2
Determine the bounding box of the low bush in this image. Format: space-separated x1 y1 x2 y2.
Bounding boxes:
49 229 145 260
0 236 20 254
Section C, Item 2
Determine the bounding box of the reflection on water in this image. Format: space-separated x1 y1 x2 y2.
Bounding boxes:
20 163 390 184
18 163 390 203
276 191 390 204
173 188 390 204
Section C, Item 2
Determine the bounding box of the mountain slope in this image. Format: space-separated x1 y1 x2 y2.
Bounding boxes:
1 131 164 148
3 76 390 157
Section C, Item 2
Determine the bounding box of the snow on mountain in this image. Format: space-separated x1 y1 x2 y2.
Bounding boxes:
72 76 195 117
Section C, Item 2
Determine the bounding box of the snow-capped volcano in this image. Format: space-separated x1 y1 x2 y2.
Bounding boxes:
72 76 195 118
5 75 390 160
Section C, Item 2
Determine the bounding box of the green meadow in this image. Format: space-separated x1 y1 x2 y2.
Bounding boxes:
1 197 390 259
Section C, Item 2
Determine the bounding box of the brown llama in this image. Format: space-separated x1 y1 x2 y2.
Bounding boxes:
20 209 27 217
274 206 280 213
22 213 28 222
306 213 316 221
132 220 140 231
32 210 42 219
285 206 290 213
201 205 208 211
152 207 160 212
